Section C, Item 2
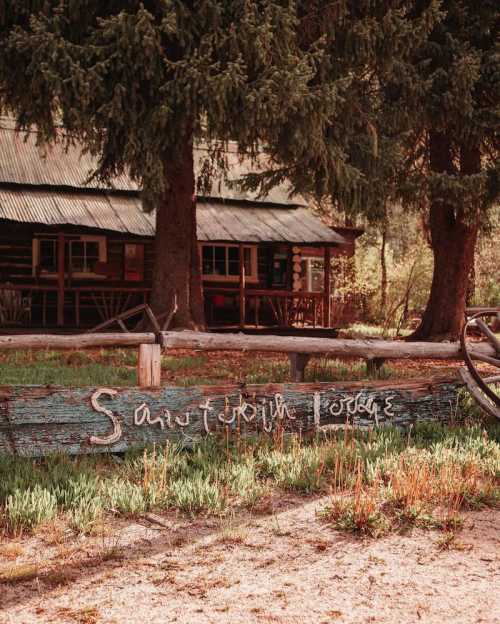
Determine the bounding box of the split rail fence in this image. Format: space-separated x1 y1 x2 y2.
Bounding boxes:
0 331 497 457
0 330 496 385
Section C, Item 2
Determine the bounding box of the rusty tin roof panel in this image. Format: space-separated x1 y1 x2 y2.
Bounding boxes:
0 117 301 205
0 188 344 244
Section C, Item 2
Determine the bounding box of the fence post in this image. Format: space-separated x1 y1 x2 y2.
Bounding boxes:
137 343 162 388
366 357 385 378
289 353 311 382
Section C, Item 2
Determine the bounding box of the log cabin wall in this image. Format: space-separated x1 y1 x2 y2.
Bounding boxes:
0 221 152 287
0 220 153 328
0 222 33 283
0 222 340 289
0 221 360 330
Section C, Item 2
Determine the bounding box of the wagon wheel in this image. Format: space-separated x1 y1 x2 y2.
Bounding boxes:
459 309 500 419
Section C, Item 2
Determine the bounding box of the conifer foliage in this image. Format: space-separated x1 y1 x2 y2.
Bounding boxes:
394 0 499 340
0 1 442 329
0 1 333 327
262 1 499 340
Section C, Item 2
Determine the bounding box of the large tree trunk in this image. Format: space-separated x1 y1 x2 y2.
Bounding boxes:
150 136 205 329
410 132 480 341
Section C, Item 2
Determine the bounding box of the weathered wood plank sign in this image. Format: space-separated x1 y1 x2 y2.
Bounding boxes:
0 376 462 456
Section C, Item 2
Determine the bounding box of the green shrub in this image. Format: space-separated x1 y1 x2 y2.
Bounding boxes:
169 475 227 514
103 479 147 515
5 486 57 534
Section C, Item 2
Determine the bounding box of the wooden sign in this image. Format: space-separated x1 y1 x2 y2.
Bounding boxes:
0 377 462 456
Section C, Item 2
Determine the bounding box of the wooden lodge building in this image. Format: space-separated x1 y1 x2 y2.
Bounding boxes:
0 118 363 331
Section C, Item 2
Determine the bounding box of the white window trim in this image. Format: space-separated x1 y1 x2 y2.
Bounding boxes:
32 235 107 279
200 243 258 283
301 256 324 292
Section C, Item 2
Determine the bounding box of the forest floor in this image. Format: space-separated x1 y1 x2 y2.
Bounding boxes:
1 422 499 624
0 500 498 624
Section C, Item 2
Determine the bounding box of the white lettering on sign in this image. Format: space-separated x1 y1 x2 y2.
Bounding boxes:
89 388 122 446
134 403 166 430
89 388 396 445
326 392 396 426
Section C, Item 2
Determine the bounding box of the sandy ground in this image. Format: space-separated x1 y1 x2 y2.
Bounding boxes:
0 497 498 624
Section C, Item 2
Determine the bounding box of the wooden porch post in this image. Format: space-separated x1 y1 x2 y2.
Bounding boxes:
239 244 246 329
57 232 65 327
323 246 331 327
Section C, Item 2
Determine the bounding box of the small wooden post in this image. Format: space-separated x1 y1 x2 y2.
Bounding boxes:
42 291 47 327
323 246 331 327
137 344 162 388
366 357 386 378
57 232 65 327
285 244 293 290
289 353 311 382
239 244 246 329
75 290 80 328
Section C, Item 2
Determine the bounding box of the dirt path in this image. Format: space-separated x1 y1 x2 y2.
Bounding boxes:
1 498 498 624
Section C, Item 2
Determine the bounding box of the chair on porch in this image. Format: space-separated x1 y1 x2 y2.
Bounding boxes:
0 287 32 327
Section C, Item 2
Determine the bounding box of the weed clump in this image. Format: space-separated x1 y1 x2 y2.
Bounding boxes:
0 423 498 537
5 486 58 535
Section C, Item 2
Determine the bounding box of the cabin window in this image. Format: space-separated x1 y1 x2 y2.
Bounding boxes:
39 239 58 273
33 235 106 278
68 240 100 273
300 257 324 292
271 253 288 287
201 244 257 282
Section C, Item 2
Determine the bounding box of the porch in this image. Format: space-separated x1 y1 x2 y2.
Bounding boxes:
0 224 360 331
0 283 360 332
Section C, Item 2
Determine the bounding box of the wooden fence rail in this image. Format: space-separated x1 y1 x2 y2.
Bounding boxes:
0 329 496 388
0 330 495 359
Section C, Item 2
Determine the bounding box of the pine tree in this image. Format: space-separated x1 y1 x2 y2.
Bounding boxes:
0 1 334 327
260 1 499 341
395 0 499 340
0 1 442 329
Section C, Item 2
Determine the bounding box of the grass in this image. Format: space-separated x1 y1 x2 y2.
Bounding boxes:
0 347 402 386
0 349 137 386
339 323 412 339
0 423 498 538
245 357 395 384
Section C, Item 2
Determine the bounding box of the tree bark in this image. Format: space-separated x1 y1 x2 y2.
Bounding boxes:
150 135 205 329
410 132 480 341
466 261 476 306
379 226 388 319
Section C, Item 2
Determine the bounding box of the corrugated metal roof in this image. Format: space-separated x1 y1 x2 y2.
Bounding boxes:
197 203 344 243
0 187 345 244
0 117 137 192
0 117 303 206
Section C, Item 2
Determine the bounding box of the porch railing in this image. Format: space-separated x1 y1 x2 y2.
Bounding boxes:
204 287 360 328
0 283 362 329
0 284 150 329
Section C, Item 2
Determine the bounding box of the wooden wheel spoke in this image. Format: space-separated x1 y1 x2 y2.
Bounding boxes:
459 368 500 420
471 352 500 369
461 311 500 412
475 318 500 354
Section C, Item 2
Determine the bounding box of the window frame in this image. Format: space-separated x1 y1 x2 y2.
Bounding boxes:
300 256 325 293
200 243 258 283
32 234 107 279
